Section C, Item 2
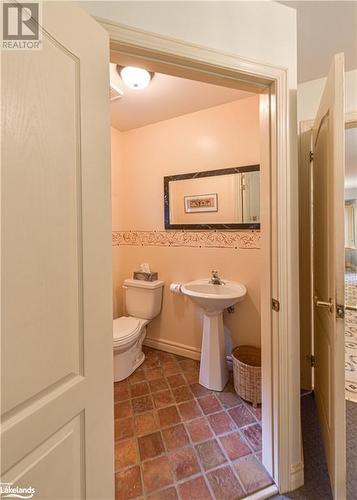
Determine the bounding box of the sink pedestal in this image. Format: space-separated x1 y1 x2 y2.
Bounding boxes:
199 310 228 391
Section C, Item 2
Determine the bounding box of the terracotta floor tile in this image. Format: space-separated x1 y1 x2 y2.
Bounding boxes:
153 390 174 408
147 487 178 500
158 351 176 363
190 383 211 398
178 400 202 421
234 455 273 493
249 404 262 421
149 378 169 393
178 476 212 500
219 432 251 460
112 349 270 499
132 395 154 415
130 381 150 398
195 439 227 471
128 369 146 385
167 374 186 388
134 411 159 436
229 404 255 428
242 423 262 451
115 465 142 499
169 447 200 480
179 359 200 371
138 431 165 461
115 417 134 441
142 456 174 493
115 379 129 389
172 385 193 403
186 418 213 443
162 423 189 451
146 368 163 381
158 406 181 427
183 370 200 384
197 395 223 415
114 384 130 402
163 362 182 375
207 411 236 435
207 465 245 499
217 391 242 409
115 400 132 419
144 355 160 369
115 438 138 470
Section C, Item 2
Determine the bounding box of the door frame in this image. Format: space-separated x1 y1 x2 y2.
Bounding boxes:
299 110 357 391
99 18 303 494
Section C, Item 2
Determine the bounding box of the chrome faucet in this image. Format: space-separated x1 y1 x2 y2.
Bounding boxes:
210 270 223 285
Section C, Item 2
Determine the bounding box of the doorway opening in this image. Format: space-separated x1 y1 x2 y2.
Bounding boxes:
344 121 357 498
110 52 275 498
344 123 357 402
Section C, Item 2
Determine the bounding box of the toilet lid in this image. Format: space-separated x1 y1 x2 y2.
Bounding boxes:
113 316 141 343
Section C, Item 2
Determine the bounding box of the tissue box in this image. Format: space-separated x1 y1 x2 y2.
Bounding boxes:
133 271 158 282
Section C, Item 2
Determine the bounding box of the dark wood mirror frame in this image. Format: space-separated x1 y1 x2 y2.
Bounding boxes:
164 164 260 230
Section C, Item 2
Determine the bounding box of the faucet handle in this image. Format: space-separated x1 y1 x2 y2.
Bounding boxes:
211 270 219 276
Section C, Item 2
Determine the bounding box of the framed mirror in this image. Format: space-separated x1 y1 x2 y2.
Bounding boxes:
164 165 260 229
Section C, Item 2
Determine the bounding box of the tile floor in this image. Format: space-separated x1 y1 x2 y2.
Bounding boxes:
114 347 272 499
345 270 357 309
345 308 357 402
345 271 357 402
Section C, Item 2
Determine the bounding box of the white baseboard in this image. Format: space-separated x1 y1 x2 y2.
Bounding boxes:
244 484 278 499
143 337 201 360
143 338 236 366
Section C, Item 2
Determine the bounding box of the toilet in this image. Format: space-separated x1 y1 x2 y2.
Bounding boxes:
113 278 164 382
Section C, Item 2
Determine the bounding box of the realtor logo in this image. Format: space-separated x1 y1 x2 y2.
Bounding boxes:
2 2 41 49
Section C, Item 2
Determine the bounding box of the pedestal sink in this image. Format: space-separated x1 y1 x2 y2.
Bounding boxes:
181 279 247 391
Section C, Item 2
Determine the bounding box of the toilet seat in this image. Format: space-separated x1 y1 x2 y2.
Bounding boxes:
113 316 141 347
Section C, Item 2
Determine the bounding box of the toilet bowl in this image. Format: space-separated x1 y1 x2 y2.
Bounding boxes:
113 278 164 382
113 316 149 381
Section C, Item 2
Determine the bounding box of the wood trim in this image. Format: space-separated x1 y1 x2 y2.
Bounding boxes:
100 18 301 493
299 119 314 391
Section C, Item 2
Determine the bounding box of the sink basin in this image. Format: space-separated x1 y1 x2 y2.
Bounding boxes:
181 279 247 312
177 278 247 391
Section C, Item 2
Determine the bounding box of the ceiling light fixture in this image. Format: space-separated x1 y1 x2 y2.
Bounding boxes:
118 65 153 90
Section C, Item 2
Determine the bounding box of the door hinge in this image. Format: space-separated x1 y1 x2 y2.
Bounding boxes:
309 151 314 162
309 355 316 367
272 298 280 312
336 304 345 319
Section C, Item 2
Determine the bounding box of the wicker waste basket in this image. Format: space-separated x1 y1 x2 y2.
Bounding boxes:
232 345 261 407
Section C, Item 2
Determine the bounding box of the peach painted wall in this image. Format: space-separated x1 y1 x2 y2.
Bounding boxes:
111 96 262 352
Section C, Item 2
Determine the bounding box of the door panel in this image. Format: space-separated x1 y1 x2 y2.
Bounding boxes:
1 3 114 499
2 29 83 415
312 53 346 499
3 416 84 500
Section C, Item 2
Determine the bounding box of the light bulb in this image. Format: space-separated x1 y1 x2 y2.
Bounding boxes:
119 66 152 90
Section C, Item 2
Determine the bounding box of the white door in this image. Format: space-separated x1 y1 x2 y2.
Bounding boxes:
1 3 114 499
312 53 346 499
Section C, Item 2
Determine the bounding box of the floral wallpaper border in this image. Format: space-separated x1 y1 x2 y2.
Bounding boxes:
112 230 261 249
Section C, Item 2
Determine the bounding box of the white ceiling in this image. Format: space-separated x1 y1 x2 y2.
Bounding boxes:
279 1 357 83
346 126 357 189
110 69 254 132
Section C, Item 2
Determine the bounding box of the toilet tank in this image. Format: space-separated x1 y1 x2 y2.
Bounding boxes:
123 279 164 320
